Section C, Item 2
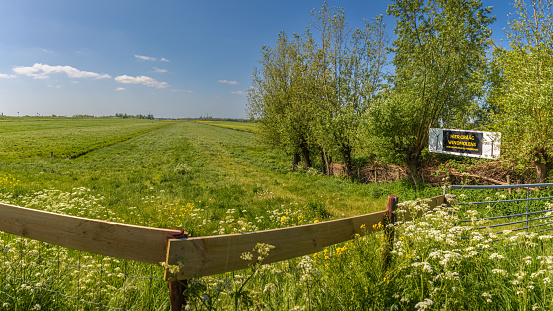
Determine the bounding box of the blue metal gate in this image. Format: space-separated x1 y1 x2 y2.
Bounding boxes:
445 183 553 236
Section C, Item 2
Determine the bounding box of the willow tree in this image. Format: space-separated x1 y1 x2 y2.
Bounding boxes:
248 3 387 175
247 32 318 168
310 4 387 178
361 0 493 176
490 0 553 182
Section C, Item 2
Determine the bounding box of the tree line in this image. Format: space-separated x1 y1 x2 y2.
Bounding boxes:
247 0 553 183
114 113 154 120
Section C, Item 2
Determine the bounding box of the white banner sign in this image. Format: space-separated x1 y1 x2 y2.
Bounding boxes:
429 128 501 159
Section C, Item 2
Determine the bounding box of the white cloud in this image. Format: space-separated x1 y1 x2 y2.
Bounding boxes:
115 87 127 91
218 79 239 85
154 67 168 73
41 48 53 53
114 75 168 88
0 73 16 79
135 54 157 61
170 89 193 93
231 91 246 96
135 55 169 62
12 63 111 80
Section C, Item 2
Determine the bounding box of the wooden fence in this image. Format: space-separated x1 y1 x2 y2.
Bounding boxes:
0 194 448 310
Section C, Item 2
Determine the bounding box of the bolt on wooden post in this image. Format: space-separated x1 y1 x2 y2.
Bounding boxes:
383 195 398 271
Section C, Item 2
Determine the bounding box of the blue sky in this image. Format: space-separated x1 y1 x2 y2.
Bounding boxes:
0 1 512 119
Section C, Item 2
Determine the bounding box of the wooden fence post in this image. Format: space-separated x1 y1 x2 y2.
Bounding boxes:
169 280 187 311
167 230 188 311
383 195 398 271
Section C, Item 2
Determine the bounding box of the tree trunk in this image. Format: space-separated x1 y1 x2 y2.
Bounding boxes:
341 147 353 179
320 149 327 175
327 154 333 176
320 148 327 175
534 157 548 183
407 159 417 176
407 154 420 182
301 144 312 168
292 153 301 171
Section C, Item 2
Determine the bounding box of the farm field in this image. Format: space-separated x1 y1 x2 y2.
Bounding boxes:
0 118 433 233
0 117 415 310
4 118 553 310
197 120 259 134
0 117 167 160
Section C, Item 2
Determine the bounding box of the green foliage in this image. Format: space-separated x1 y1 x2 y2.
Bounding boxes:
248 31 319 168
248 3 387 176
361 90 416 167
361 0 494 175
305 201 331 219
368 184 386 199
114 112 154 119
309 4 388 176
489 0 553 182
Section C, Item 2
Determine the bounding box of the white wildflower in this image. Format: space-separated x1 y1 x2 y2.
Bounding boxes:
415 298 434 311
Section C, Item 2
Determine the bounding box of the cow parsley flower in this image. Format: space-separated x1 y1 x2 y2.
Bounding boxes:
415 298 434 310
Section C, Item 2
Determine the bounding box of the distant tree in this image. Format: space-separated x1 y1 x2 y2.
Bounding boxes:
361 0 494 176
490 0 553 182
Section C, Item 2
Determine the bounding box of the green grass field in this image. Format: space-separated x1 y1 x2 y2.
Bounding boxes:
0 117 167 160
4 118 553 310
197 120 259 134
1 118 432 233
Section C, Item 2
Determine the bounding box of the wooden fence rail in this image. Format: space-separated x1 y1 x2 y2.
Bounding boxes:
165 194 447 280
166 210 387 280
0 202 186 264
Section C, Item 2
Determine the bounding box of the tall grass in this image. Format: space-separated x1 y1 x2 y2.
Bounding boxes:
4 184 553 309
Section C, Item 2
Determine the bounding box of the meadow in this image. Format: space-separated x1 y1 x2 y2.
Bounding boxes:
2 117 553 310
197 121 259 134
0 117 166 160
